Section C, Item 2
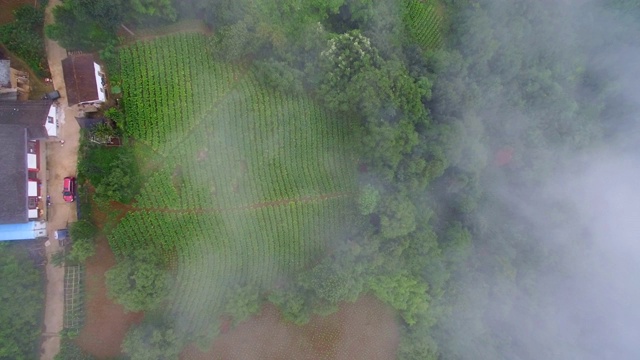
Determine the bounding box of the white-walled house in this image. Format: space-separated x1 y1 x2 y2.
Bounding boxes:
62 54 107 106
0 124 42 225
0 100 59 225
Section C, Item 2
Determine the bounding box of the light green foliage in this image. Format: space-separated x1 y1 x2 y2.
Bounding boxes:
130 0 177 20
90 123 118 144
403 0 444 50
112 33 356 336
319 31 384 113
442 222 472 267
122 321 182 360
268 287 311 325
397 325 439 360
369 272 429 325
0 244 43 360
223 283 262 326
134 170 181 209
66 238 95 263
358 184 380 215
106 248 169 312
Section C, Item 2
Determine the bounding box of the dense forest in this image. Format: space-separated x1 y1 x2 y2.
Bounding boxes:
47 0 640 359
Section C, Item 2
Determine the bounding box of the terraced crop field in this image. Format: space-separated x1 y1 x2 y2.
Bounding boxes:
112 34 357 336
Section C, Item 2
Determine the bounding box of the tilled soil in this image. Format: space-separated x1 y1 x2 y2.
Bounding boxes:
181 296 400 360
73 236 144 358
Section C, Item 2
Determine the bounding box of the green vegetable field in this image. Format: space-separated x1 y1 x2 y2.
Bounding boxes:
112 34 357 335
403 0 444 49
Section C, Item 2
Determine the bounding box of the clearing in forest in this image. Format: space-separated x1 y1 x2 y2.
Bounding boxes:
111 34 357 336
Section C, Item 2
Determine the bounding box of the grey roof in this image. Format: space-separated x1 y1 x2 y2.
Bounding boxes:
0 60 10 88
0 100 52 140
0 88 18 102
75 117 105 130
0 124 28 224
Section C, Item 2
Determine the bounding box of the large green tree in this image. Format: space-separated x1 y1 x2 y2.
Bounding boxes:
105 248 169 312
46 0 177 51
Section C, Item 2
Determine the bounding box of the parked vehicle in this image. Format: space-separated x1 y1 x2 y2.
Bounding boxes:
42 90 61 101
62 177 76 202
54 229 69 247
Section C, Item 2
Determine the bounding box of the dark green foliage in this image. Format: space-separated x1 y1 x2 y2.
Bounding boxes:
77 143 141 207
69 220 98 240
253 60 305 94
207 20 264 62
106 248 169 313
45 1 121 51
0 244 44 360
130 0 177 21
46 0 178 51
318 30 384 113
55 339 95 360
0 5 48 77
51 250 66 267
100 44 121 82
122 320 183 360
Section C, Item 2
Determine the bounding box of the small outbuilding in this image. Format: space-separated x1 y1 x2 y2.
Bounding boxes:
62 54 107 107
0 59 18 101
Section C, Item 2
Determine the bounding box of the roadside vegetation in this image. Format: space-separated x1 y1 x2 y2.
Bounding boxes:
0 243 44 360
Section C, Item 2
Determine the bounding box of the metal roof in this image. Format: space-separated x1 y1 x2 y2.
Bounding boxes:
0 124 28 224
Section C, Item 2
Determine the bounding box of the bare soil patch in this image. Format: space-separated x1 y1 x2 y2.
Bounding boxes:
181 295 400 360
73 236 143 358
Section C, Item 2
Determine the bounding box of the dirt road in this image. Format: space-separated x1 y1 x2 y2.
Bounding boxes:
40 0 81 358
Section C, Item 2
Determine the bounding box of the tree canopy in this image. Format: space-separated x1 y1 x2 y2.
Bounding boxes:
106 248 169 313
0 244 44 360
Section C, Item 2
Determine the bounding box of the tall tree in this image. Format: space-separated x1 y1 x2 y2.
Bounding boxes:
106 248 169 312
